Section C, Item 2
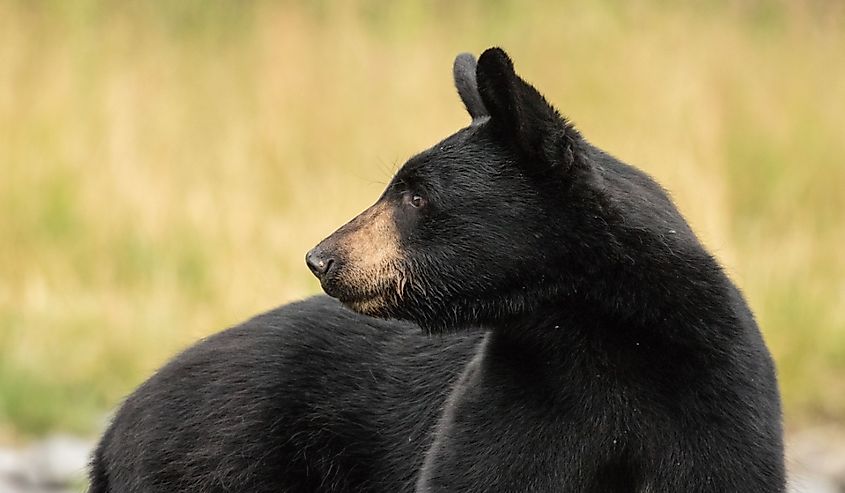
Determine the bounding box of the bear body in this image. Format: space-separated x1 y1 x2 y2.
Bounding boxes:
91 48 785 492
91 296 482 492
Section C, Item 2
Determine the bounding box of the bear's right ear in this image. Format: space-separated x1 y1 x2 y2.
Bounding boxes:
453 53 489 122
476 47 580 175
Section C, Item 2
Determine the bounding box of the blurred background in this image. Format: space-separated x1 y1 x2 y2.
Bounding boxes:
1 0 843 491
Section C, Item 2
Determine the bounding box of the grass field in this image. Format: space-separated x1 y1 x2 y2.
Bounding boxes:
1 0 844 441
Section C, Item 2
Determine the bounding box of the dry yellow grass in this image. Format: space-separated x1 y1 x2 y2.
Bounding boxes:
0 0 843 440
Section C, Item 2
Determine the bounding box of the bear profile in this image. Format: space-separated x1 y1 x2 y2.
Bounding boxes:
91 48 784 492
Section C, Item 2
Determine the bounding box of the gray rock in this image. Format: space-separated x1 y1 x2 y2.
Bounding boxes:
22 435 92 487
788 427 845 493
0 436 92 493
789 472 842 493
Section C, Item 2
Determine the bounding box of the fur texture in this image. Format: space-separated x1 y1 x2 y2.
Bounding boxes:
91 297 482 492
91 47 785 492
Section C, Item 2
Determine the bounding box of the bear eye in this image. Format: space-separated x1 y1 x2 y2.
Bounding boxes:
403 192 427 209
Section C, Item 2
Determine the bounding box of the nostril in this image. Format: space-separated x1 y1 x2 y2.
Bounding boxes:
323 258 334 275
305 250 321 277
306 248 335 279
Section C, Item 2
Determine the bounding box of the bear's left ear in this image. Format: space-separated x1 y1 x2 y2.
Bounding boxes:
476 47 580 175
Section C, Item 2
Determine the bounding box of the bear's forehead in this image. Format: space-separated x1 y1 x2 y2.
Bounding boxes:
403 125 500 169
390 123 522 203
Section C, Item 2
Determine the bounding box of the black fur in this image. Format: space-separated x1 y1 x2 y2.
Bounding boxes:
91 48 784 492
91 297 482 492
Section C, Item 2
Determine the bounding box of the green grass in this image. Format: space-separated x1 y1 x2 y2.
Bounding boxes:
1 0 843 441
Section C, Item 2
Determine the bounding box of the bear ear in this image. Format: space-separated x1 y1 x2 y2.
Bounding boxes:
476 47 580 175
453 53 489 121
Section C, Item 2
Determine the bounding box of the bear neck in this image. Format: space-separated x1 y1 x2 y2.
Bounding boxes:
483 231 745 358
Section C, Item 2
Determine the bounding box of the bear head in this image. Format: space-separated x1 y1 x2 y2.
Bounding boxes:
307 48 705 333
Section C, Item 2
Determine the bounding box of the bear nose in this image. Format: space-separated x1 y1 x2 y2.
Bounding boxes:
305 247 335 279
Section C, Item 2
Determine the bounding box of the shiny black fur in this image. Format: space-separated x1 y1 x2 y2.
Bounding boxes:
91 48 784 492
90 297 483 492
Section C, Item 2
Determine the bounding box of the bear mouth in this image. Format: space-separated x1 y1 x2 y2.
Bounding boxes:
317 264 402 318
341 294 389 316
333 287 394 316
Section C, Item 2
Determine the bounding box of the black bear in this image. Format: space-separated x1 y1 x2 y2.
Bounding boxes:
90 48 785 492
